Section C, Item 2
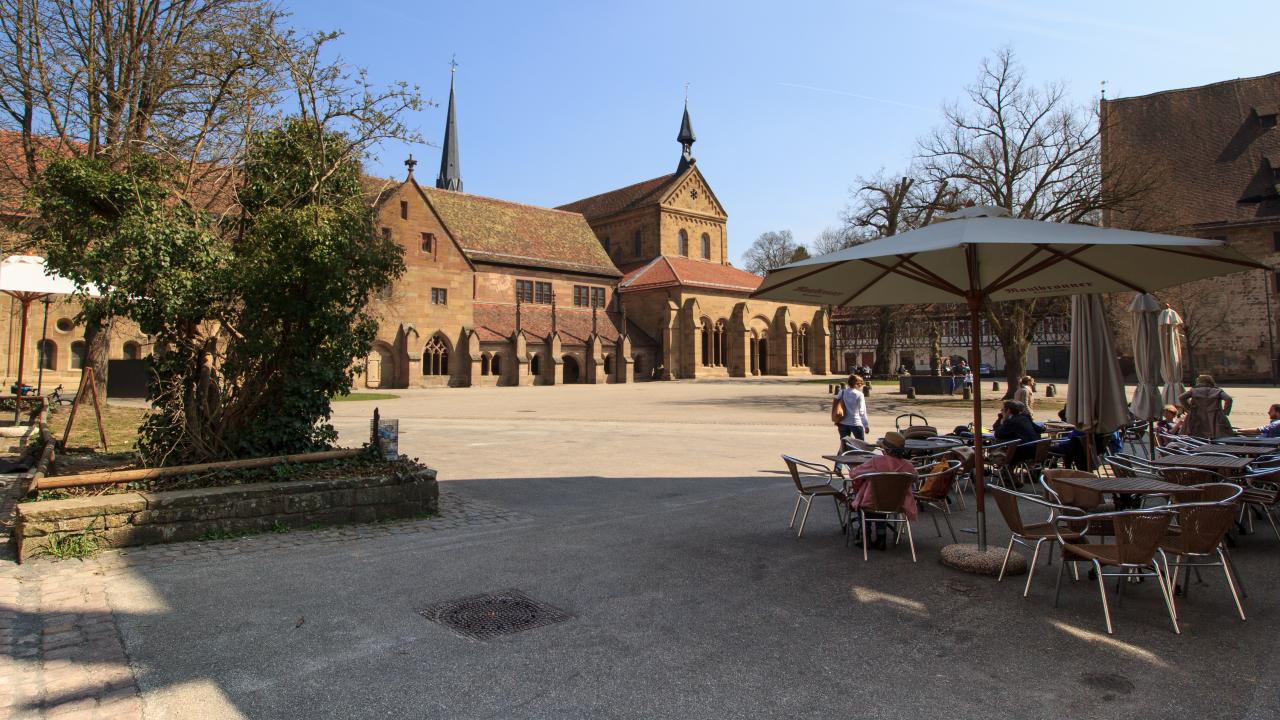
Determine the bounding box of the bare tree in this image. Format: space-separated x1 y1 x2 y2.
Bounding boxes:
1161 280 1232 379
742 229 799 275
842 173 962 374
811 225 862 255
917 48 1149 395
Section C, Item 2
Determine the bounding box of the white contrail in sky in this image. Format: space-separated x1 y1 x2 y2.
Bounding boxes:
777 82 932 112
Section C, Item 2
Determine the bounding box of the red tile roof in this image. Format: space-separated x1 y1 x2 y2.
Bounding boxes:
472 302 654 346
417 183 620 277
0 131 78 218
556 173 678 220
619 255 762 294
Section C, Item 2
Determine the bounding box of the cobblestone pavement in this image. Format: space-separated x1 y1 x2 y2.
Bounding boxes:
0 488 525 719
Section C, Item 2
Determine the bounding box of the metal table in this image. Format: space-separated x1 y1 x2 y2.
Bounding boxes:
823 453 875 467
1212 436 1280 447
1053 474 1202 509
1181 443 1272 457
1149 454 1253 476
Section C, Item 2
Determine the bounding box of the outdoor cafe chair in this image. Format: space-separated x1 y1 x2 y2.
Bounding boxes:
1159 483 1247 622
901 425 940 440
1041 469 1115 537
912 459 962 542
1009 438 1054 487
1239 467 1280 540
782 455 846 539
990 485 1085 596
1053 509 1180 635
849 472 917 563
842 435 879 454
1120 421 1149 455
1105 455 1161 481
895 412 929 431
943 446 976 509
980 439 1021 489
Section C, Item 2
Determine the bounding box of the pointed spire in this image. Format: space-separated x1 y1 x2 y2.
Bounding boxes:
676 95 696 174
436 60 462 191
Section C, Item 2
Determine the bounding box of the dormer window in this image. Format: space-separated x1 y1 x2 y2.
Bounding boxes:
1252 107 1277 129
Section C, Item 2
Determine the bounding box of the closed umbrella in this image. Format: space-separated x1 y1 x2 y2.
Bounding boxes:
1066 294 1129 467
1128 293 1163 455
1159 306 1185 407
752 206 1264 551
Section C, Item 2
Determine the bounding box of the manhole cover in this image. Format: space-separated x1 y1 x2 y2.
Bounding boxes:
419 590 571 640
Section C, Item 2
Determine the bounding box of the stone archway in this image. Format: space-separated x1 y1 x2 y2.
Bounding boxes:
758 337 769 375
562 355 581 384
366 342 396 389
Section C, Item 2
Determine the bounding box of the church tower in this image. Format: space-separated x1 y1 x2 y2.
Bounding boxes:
676 99 696 174
436 64 463 191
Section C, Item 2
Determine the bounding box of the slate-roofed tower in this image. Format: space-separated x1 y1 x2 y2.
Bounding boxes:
676 99 696 174
436 64 463 191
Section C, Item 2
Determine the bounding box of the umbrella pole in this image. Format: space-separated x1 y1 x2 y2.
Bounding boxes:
13 295 31 422
968 299 987 551
36 298 49 395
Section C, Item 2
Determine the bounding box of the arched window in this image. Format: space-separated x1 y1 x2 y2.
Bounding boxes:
480 353 491 376
604 354 614 375
678 229 689 257
70 341 86 370
796 324 809 367
423 335 449 376
714 320 727 367
701 233 711 259
531 353 541 376
491 354 502 377
700 320 711 366
122 341 140 360
37 340 56 370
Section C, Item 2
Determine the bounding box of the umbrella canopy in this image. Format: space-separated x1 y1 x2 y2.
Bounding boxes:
1127 293 1163 420
1066 294 1129 435
1159 306 1185 407
0 255 86 298
752 206 1265 551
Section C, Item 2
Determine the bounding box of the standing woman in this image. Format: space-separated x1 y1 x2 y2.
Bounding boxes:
1013 375 1035 412
832 375 871 455
1179 374 1233 438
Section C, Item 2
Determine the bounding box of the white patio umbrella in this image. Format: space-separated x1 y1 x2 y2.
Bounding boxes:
751 206 1264 551
1066 294 1129 466
1159 305 1185 407
0 255 99 399
1127 293 1163 421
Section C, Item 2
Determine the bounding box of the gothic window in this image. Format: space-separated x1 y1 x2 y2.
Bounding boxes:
122 341 140 361
480 354 491 376
701 233 711 259
701 321 711 367
516 279 534 303
491 354 502 377
678 229 689 257
37 340 56 370
714 320 727 367
633 230 643 257
796 324 809 367
531 354 541 376
70 340 86 370
423 336 449 376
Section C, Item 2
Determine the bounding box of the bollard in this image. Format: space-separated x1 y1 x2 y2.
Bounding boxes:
829 384 835 394
864 382 872 396
992 381 1000 392
906 386 916 399
963 387 972 401
1046 383 1056 398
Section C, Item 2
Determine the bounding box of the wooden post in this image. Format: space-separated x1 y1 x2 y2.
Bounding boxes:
60 366 109 451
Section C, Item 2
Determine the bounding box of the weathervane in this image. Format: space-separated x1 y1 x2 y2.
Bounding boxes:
1100 79 1107 99
404 154 416 174
684 82 690 102
450 54 458 74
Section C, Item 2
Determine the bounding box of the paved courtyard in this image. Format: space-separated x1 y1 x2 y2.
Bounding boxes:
3 378 1280 719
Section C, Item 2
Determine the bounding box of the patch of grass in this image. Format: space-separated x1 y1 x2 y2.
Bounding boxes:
270 519 290 534
41 516 105 560
196 527 241 542
46 403 147 452
334 392 399 402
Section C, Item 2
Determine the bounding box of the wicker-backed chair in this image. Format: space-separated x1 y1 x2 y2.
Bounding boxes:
989 485 1085 596
1041 469 1115 537
901 425 939 440
912 460 962 542
1240 467 1280 539
895 412 929 431
782 455 845 538
1160 483 1246 621
1158 466 1225 487
1053 509 1179 635
981 439 1022 488
842 435 879 454
945 446 976 509
1010 438 1054 487
850 472 917 562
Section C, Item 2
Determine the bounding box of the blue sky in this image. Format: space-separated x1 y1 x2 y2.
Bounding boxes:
289 1 1276 267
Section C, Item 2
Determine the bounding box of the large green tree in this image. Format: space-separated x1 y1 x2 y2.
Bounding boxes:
36 119 405 463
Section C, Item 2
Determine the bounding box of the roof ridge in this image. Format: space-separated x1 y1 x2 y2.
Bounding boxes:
1106 70 1280 103
556 173 676 209
421 185 586 217
620 256 666 288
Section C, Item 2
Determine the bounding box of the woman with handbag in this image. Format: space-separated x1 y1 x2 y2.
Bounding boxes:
832 375 871 471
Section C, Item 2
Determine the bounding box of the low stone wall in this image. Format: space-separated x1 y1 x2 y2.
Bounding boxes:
14 468 438 561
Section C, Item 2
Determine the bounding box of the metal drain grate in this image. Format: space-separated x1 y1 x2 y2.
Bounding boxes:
419 589 571 640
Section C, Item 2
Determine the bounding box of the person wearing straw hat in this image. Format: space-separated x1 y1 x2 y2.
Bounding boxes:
845 431 918 549
1155 404 1183 440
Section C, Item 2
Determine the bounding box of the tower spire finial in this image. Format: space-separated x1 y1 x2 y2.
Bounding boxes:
436 58 462 191
676 90 696 174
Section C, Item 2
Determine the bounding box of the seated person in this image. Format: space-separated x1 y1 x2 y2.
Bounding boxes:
846 431 919 549
993 400 1042 463
1155 404 1183 444
1242 403 1280 438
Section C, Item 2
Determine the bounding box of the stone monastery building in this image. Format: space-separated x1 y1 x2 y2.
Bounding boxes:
361 73 830 388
